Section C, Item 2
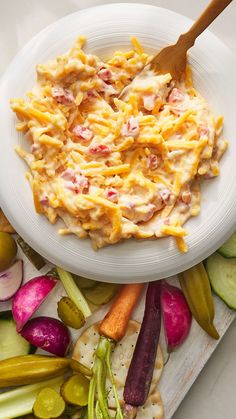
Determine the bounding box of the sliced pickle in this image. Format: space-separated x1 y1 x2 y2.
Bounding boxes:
73 275 97 290
61 373 89 406
70 359 92 377
57 297 85 329
33 387 65 419
82 283 120 305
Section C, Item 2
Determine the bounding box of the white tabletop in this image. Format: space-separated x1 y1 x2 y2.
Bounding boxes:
1 1 235 418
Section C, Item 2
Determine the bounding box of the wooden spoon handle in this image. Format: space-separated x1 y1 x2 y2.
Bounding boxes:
179 0 233 48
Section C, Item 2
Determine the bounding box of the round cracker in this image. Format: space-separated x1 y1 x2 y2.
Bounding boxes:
72 320 164 408
110 390 164 419
135 390 164 419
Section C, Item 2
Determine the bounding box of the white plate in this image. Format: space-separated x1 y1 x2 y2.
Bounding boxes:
0 3 236 283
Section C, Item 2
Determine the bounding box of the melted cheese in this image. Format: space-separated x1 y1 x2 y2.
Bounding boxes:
10 36 227 250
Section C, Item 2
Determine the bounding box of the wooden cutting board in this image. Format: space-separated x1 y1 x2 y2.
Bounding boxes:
0 247 235 419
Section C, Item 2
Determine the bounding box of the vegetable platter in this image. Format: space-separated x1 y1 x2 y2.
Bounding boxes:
0 235 235 419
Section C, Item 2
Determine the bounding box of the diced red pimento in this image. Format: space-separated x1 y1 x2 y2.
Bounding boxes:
99 81 117 96
168 88 184 104
148 154 159 170
104 187 118 202
83 90 98 102
61 168 75 180
31 144 40 153
199 125 209 137
159 188 172 205
122 117 139 137
88 144 111 156
72 125 93 141
163 217 170 225
181 190 191 205
52 87 74 105
39 196 49 206
141 204 156 222
65 174 89 194
127 117 139 134
72 174 88 187
98 68 113 82
143 94 156 111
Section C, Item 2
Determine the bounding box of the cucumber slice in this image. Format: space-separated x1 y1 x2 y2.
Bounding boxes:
82 282 120 305
218 231 236 258
206 252 236 309
0 311 35 360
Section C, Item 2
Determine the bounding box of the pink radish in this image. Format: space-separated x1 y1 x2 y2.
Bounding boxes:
21 316 71 356
0 260 23 301
12 275 57 331
161 280 192 352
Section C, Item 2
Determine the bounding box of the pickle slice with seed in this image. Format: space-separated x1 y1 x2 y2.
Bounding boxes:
57 297 85 329
33 387 65 419
82 283 120 305
61 373 89 406
73 275 97 289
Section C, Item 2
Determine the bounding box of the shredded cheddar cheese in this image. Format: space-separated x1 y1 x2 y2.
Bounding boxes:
10 37 227 250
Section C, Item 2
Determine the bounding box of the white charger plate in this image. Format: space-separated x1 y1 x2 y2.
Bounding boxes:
0 3 236 283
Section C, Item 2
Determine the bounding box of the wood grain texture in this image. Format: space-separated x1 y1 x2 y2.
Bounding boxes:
0 247 235 419
158 277 235 419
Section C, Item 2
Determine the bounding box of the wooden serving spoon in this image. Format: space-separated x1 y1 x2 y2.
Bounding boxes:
150 0 233 80
119 0 233 99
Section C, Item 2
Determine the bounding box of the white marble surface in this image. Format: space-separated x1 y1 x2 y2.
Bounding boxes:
0 0 236 418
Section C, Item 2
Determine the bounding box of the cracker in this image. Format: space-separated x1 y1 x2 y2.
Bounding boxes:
72 320 164 408
72 392 164 419
135 390 164 419
0 209 15 233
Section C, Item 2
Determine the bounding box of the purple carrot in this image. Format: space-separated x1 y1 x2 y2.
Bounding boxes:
123 280 161 407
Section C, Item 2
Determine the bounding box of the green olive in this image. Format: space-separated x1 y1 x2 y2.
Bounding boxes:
0 232 17 271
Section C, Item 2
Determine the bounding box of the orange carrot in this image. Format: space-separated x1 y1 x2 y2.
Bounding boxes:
99 283 144 342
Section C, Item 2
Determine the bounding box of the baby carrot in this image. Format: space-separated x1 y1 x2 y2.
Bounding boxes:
99 283 144 342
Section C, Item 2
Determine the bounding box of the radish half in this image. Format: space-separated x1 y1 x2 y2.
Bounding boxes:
161 281 192 352
12 275 57 331
0 260 23 302
21 316 71 356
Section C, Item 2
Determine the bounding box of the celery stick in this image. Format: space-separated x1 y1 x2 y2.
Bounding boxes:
56 267 91 318
106 343 123 419
0 376 64 419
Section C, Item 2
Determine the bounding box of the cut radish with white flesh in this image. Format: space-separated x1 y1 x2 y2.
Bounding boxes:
12 275 58 331
0 260 23 302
